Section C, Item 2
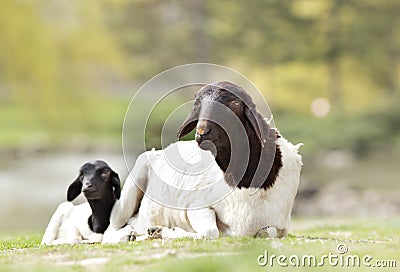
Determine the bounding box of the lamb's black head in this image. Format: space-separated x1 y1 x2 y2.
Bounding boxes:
66 160 121 202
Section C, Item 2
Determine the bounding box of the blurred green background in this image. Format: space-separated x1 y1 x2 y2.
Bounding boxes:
0 0 399 231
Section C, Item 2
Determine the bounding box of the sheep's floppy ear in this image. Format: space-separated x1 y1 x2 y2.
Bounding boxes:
177 103 200 139
110 171 121 200
67 176 82 202
244 106 265 148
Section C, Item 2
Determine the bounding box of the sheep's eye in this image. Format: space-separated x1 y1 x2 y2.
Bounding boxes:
230 100 241 107
79 174 84 181
100 171 109 179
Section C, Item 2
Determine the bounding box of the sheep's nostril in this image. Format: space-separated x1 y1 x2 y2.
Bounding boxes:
196 126 210 136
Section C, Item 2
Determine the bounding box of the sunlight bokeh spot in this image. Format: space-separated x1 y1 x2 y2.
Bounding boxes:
310 97 331 117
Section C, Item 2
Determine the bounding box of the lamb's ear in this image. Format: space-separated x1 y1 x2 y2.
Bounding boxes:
244 106 265 148
177 103 200 139
110 171 121 200
67 176 82 202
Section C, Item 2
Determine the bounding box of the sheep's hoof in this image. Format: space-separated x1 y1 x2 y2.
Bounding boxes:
120 226 137 242
127 233 136 242
148 226 163 239
255 226 278 238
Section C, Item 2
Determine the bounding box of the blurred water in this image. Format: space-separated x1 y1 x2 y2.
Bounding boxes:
0 152 130 232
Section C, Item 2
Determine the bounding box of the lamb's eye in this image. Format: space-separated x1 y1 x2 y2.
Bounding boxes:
101 172 109 179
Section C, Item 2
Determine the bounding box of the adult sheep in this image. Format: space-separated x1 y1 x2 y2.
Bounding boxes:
102 81 302 243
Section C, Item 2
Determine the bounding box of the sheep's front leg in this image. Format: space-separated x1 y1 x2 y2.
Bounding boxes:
148 208 219 240
147 226 199 239
102 224 137 244
81 233 104 244
187 208 219 239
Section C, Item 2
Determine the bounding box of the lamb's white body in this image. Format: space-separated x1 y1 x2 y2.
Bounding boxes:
103 136 302 243
41 202 103 245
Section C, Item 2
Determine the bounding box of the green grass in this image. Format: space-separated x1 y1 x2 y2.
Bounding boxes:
1 218 399 272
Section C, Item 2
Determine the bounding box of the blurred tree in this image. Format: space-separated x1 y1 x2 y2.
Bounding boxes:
325 0 343 110
1 0 399 148
348 0 400 97
78 0 400 110
0 0 125 131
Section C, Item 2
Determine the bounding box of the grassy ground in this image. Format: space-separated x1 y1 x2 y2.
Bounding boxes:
1 218 399 272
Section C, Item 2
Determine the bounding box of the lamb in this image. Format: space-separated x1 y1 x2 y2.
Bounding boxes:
41 160 121 245
102 81 302 243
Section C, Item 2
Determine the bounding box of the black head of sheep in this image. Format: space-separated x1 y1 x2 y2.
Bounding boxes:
66 160 121 233
67 160 121 202
178 81 282 190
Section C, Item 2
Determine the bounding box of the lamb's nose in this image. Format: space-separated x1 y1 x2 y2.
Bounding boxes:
82 183 93 191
